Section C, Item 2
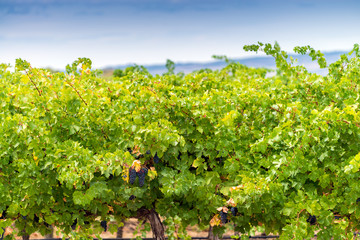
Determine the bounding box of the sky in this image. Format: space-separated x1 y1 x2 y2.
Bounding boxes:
0 0 360 69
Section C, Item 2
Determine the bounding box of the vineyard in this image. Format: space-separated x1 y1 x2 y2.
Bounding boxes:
1 42 360 240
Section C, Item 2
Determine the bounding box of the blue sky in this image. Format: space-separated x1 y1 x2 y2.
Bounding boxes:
0 0 359 69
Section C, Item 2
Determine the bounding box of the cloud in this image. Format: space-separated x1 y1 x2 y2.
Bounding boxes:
1 0 359 69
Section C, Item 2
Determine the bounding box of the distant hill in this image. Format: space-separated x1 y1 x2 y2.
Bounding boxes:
102 51 349 76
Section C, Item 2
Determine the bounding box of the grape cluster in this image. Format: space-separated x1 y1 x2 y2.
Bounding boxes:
0 209 6 220
44 221 50 228
137 168 148 187
129 167 148 187
220 211 227 224
231 207 238 216
307 215 317 225
154 153 160 164
71 219 77 230
101 220 107 232
34 214 40 223
129 168 137 185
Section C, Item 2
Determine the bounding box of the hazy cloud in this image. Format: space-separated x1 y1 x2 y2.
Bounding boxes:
1 0 359 69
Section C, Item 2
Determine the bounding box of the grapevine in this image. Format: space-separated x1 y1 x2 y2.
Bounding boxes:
0 43 360 240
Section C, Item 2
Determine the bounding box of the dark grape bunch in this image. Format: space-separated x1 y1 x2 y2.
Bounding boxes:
129 168 137 185
220 210 227 224
231 207 238 216
71 219 77 230
129 167 148 187
34 214 40 223
154 153 160 164
307 215 317 225
357 198 360 203
0 209 6 220
44 221 50 228
101 220 107 232
137 167 148 187
129 195 136 200
127 148 133 154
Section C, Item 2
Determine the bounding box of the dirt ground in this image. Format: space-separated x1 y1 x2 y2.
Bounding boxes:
4 218 272 239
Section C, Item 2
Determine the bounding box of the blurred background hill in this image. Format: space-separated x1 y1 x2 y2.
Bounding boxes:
102 50 347 77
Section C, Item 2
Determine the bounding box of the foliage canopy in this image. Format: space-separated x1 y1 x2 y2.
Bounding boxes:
1 42 360 239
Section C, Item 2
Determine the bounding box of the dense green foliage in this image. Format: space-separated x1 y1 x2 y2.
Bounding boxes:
1 42 360 239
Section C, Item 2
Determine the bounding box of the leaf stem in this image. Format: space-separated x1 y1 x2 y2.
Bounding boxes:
65 80 88 105
25 69 42 96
